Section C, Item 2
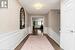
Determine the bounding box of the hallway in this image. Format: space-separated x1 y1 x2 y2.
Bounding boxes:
21 35 55 50
0 0 75 50
0 0 61 50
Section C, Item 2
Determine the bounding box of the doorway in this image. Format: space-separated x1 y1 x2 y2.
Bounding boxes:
32 17 44 35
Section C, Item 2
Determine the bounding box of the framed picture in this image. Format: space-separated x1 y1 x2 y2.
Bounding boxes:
20 7 25 29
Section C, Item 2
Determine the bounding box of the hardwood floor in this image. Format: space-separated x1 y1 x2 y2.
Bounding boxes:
44 34 63 50
21 35 55 50
15 34 62 50
15 34 30 50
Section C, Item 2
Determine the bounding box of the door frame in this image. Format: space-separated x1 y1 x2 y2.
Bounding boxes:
31 16 45 34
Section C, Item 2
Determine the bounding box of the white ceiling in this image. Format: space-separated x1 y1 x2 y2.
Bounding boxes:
32 17 43 21
19 0 60 14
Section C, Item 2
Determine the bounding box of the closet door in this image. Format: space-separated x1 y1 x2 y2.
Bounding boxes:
61 0 75 50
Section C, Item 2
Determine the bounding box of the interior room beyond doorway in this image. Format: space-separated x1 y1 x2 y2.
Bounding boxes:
32 17 44 35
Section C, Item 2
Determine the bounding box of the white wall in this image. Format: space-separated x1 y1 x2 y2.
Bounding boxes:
47 9 60 45
0 0 28 50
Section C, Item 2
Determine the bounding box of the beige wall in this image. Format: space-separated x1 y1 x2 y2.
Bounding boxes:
0 0 28 33
27 15 31 27
44 15 48 27
48 9 60 45
48 9 60 34
25 10 29 28
0 0 21 32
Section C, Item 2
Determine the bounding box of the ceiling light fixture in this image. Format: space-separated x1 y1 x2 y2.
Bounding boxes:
33 3 44 9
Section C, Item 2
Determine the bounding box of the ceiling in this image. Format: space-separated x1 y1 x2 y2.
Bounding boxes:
32 17 43 21
19 0 60 15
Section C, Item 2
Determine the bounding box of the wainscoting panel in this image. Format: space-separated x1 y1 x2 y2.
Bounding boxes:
0 29 28 50
47 28 60 45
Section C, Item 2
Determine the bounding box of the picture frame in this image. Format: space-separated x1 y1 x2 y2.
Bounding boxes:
20 7 25 29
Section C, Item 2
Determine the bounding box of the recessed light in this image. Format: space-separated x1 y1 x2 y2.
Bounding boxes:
33 3 44 9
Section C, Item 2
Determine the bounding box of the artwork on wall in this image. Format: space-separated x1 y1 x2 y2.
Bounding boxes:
20 7 25 29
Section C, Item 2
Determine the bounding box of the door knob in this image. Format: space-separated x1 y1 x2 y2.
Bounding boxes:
70 30 75 33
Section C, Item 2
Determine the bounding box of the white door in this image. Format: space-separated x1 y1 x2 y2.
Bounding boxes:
61 0 75 50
